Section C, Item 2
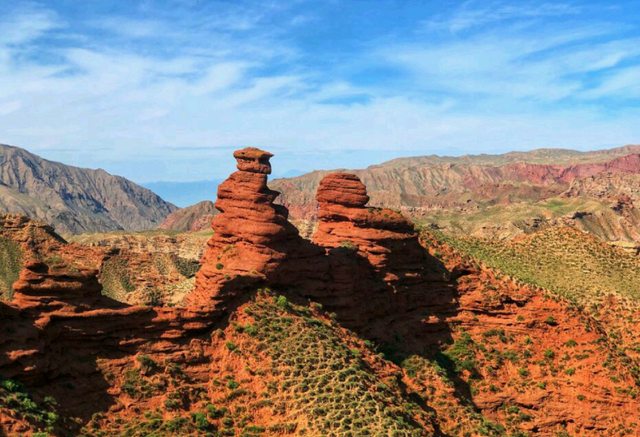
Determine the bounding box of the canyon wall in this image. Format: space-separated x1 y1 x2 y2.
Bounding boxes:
2 148 640 436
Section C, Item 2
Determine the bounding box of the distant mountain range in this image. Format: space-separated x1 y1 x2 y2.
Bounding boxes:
0 144 177 234
2 142 639 240
271 144 640 217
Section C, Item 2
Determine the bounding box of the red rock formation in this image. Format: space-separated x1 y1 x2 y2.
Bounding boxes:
188 154 438 329
314 173 432 282
184 150 440 331
0 214 222 430
188 148 296 306
308 173 442 330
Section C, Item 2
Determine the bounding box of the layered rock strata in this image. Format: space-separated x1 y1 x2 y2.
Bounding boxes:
2 150 640 436
314 173 431 283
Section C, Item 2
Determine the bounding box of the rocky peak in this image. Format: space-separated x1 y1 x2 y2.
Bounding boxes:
0 144 177 234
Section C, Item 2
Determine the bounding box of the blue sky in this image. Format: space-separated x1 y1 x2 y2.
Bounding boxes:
2 0 640 183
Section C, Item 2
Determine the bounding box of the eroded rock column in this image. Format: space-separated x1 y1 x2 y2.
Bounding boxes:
188 148 292 305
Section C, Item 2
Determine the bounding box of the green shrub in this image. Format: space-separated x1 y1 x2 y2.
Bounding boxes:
137 355 158 373
165 417 189 432
190 412 210 431
275 295 291 311
206 404 227 419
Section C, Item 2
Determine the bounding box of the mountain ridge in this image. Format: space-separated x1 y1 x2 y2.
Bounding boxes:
269 145 640 242
0 143 177 234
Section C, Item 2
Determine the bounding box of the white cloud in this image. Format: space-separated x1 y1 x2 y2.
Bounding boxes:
191 62 252 96
583 66 640 98
0 100 22 116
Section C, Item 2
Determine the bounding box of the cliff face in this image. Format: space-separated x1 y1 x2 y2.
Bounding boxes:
0 144 177 234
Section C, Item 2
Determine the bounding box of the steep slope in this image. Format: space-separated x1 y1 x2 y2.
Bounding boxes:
430 226 640 362
432 226 640 302
158 200 218 232
0 144 177 234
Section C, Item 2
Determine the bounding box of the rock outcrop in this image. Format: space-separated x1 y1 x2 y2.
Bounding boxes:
0 219 222 433
2 149 640 437
189 151 440 331
188 148 301 306
314 173 429 281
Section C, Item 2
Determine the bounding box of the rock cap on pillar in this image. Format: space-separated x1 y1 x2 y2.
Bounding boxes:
234 147 274 174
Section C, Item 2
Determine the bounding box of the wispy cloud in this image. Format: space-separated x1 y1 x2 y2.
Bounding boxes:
426 1 581 33
583 65 640 98
0 2 64 45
